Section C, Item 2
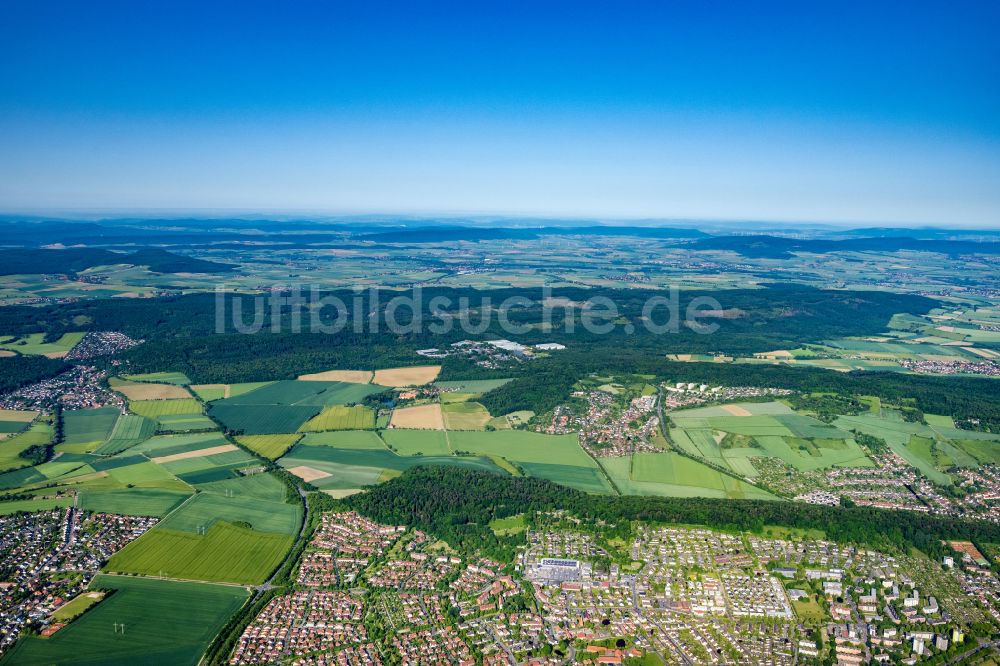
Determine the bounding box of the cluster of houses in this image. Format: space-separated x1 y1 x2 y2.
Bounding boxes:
0 509 156 655
0 365 123 412
793 447 1000 527
230 591 369 665
64 331 142 360
367 552 460 590
227 507 997 665
391 626 474 665
450 559 520 618
570 391 662 458
899 358 1000 377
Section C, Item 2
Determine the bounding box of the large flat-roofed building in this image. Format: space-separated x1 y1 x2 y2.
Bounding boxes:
527 558 590 583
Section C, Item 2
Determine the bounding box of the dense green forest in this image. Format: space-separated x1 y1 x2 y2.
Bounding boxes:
0 285 931 347
0 356 67 393
2 286 994 427
0 248 235 276
348 466 1000 560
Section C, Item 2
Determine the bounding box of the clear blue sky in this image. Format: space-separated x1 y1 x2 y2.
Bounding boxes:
1 1 998 226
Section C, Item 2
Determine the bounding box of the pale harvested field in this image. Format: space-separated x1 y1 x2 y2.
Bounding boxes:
114 382 192 401
150 444 237 464
298 369 373 383
287 465 332 483
373 365 441 387
389 403 445 430
323 488 364 499
721 404 752 417
43 351 69 359
0 409 39 422
0 351 15 358
192 383 230 398
965 346 999 359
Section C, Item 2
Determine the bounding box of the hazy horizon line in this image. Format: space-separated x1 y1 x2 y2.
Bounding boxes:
1 208 998 231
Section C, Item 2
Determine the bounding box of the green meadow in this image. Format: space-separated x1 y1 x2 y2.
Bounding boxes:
104 522 294 585
601 453 778 500
0 575 248 666
669 401 874 477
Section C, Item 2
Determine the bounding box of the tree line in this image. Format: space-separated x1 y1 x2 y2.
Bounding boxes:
347 466 1000 560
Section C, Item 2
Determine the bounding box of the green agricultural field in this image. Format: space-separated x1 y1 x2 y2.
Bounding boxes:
89 454 145 473
278 444 506 490
447 430 597 467
78 488 192 517
439 391 479 404
0 574 248 665
104 522 294 584
189 385 226 401
0 466 47 490
156 448 259 478
306 381 389 406
63 407 120 447
0 420 28 435
130 398 203 418
0 422 52 472
6 459 89 487
228 381 276 396
835 414 956 485
217 380 337 405
0 331 85 356
925 414 957 429
123 371 192 385
632 451 727 487
0 497 74 514
235 433 302 459
93 414 157 455
441 401 492 430
954 439 1000 465
208 403 320 435
299 430 386 450
601 453 778 500
195 472 289 502
156 492 301 535
670 401 873 475
672 402 795 418
106 460 189 490
215 379 385 408
128 432 229 456
298 405 375 431
155 413 218 433
518 462 613 494
447 430 608 493
382 429 450 456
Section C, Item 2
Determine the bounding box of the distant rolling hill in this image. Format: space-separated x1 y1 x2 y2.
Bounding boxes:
688 235 1000 259
0 248 237 275
359 225 707 242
